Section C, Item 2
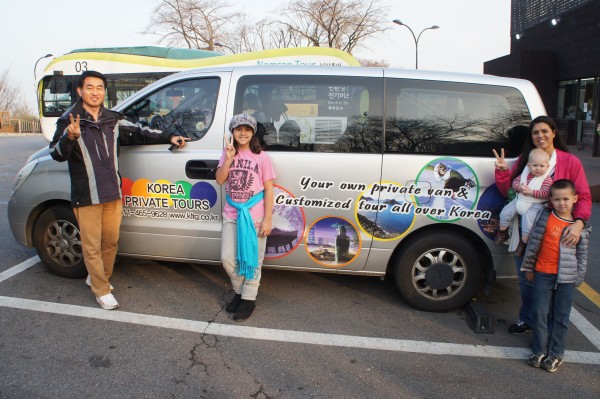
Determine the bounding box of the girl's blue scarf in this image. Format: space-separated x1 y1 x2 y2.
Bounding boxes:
226 191 264 280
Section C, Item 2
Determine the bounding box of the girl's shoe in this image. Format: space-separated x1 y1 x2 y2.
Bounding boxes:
233 300 256 322
226 294 242 313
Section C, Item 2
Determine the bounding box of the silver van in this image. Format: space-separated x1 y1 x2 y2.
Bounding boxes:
8 66 545 311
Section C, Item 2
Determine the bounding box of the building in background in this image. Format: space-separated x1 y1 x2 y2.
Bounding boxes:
484 0 600 156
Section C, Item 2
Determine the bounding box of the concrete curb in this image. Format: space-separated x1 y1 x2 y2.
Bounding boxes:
0 133 43 137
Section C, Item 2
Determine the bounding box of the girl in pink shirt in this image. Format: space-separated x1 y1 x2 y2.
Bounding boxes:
216 113 275 322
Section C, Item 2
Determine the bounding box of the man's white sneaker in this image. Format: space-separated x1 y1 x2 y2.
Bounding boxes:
96 293 119 310
86 275 114 291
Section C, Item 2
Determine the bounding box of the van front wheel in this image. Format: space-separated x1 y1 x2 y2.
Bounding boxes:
394 232 480 312
33 205 86 278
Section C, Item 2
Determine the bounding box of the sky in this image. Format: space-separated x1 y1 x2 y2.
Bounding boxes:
0 0 511 113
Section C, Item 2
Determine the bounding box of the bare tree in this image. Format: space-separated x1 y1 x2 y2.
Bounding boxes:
144 0 233 50
0 69 32 117
277 0 390 54
216 17 306 53
357 58 390 68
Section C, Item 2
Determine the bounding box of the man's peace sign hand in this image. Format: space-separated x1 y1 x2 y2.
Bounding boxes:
492 148 508 171
67 114 81 141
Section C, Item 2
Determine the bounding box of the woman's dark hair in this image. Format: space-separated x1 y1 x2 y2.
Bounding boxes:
77 70 107 89
232 126 263 155
511 115 569 180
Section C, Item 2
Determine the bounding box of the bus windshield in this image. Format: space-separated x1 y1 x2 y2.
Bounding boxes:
41 72 171 117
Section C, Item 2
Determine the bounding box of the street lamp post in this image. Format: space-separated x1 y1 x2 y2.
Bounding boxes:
34 53 53 85
214 42 236 54
392 20 439 69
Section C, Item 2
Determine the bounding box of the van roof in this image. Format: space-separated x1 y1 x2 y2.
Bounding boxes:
172 65 536 89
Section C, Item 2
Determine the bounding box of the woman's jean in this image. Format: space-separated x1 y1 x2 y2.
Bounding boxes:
514 254 534 326
531 272 574 357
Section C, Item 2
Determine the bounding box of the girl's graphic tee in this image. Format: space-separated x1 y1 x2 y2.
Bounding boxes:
218 149 276 221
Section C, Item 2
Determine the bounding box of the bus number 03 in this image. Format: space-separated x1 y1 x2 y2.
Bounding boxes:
75 61 88 72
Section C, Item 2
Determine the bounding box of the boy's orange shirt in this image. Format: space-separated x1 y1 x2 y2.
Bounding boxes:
535 211 573 274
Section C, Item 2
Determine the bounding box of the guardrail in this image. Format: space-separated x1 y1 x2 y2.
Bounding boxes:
10 119 41 133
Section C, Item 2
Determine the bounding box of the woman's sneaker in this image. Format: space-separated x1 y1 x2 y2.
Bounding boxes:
541 355 563 372
527 353 545 368
508 320 532 334
96 293 119 310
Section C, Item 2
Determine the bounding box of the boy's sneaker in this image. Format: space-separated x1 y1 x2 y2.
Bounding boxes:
86 275 114 291
233 300 256 322
541 355 563 372
225 294 242 313
527 353 545 368
96 293 119 310
508 320 532 334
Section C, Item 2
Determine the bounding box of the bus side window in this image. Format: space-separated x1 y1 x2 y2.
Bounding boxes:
122 77 220 142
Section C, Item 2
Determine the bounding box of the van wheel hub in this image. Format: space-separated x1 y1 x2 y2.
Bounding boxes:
425 263 455 290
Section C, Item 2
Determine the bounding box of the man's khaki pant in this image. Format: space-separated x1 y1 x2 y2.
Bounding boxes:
73 199 123 297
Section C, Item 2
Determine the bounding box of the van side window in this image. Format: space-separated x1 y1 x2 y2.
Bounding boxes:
235 75 383 153
122 78 220 142
384 79 531 157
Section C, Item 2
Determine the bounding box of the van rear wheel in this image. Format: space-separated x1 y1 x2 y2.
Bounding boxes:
33 205 86 278
394 232 480 312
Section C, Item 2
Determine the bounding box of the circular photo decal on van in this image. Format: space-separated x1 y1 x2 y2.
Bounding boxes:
414 157 479 222
355 181 416 241
265 185 305 260
305 217 361 268
477 184 506 241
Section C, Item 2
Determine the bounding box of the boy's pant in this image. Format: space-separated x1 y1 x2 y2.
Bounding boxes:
73 199 123 297
531 271 575 357
221 217 266 301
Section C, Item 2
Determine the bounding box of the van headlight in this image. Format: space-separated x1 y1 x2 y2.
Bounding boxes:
12 160 38 195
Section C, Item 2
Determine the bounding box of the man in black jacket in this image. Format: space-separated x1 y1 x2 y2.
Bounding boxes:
49 70 188 310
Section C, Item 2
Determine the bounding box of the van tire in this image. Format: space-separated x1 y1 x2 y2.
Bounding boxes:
394 232 480 312
33 205 86 278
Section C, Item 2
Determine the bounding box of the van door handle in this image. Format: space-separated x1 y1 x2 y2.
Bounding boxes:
185 160 219 180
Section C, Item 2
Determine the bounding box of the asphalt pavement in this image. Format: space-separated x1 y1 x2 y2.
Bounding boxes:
0 135 599 398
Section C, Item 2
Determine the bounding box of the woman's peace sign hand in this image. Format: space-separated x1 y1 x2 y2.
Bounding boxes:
492 148 508 171
67 114 81 141
223 132 236 161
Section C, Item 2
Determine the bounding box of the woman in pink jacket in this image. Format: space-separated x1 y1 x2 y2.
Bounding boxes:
493 115 592 335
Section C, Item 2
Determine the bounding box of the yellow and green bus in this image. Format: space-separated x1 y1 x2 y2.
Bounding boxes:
37 46 360 141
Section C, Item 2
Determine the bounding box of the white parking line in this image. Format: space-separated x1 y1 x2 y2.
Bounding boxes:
1 256 599 364
0 256 40 283
570 307 600 351
1 295 600 365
